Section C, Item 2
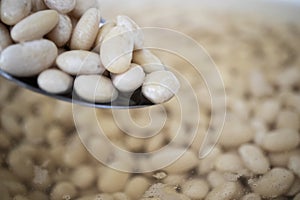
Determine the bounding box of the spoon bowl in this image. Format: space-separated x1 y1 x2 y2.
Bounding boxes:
0 69 154 109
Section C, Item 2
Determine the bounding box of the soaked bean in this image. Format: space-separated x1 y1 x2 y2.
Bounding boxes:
0 23 12 52
151 148 198 174
57 50 105 75
11 10 59 42
111 63 145 92
100 26 134 73
241 193 261 200
198 147 222 175
97 167 130 193
288 155 300 177
71 165 96 189
250 168 294 198
133 49 165 73
0 39 58 77
38 69 73 94
276 109 299 130
23 116 46 144
206 182 243 200
47 14 72 47
182 179 209 199
261 129 299 152
63 135 88 167
0 0 31 25
142 70 180 104
50 181 77 200
207 171 226 188
215 153 244 173
44 0 76 14
125 176 151 199
70 8 101 50
74 75 118 103
238 144 270 174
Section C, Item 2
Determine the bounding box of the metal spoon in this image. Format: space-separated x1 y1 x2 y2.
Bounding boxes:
0 69 154 109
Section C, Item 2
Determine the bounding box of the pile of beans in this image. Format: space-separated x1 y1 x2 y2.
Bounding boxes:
0 0 179 104
0 2 300 200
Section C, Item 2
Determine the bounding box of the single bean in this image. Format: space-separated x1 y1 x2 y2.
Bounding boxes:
44 0 76 14
31 0 47 12
207 171 226 188
97 167 130 193
71 0 97 18
71 165 96 189
70 8 101 50
74 75 118 103
111 63 145 92
56 50 105 75
238 144 270 174
142 70 180 104
11 10 59 42
125 176 151 199
133 49 165 73
182 179 209 199
0 0 31 25
151 148 198 174
0 39 58 77
261 128 299 152
117 15 144 49
205 182 242 200
93 20 116 53
288 155 300 177
250 168 294 198
241 193 261 200
50 181 77 200
100 26 134 73
215 152 244 173
0 23 12 52
37 69 73 94
47 14 72 47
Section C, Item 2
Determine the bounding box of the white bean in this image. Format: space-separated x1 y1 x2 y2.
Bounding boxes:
44 0 76 14
31 0 47 11
38 69 73 94
63 135 88 167
93 20 116 53
70 0 97 18
117 15 144 49
125 176 151 199
0 23 12 52
71 165 96 189
50 181 77 200
74 75 118 103
250 168 294 198
47 14 72 47
133 49 165 73
215 153 244 173
287 178 300 196
241 193 261 200
238 144 270 174
205 182 242 200
182 179 209 199
261 128 299 152
111 63 145 92
288 155 300 177
219 120 254 148
0 39 58 77
150 148 198 174
97 167 130 193
207 171 226 188
198 147 222 175
142 70 180 104
100 26 134 73
0 0 31 25
70 8 101 50
276 109 299 130
56 50 105 75
11 10 59 42
23 116 46 144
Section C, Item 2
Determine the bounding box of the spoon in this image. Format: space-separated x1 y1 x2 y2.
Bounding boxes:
0 69 154 109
